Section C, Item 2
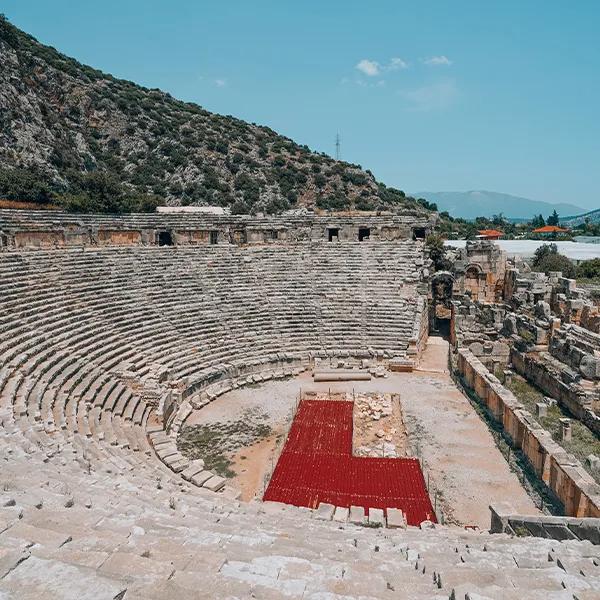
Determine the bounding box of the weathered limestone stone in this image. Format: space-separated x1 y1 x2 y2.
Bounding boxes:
181 460 205 482
190 471 213 487
386 508 407 529
580 354 600 379
332 506 349 522
534 300 551 320
560 418 572 442
368 508 385 527
535 403 547 418
586 454 599 471
349 505 366 524
315 503 335 521
203 475 226 492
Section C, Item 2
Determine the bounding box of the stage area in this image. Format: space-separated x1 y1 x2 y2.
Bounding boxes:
263 398 435 525
181 338 540 527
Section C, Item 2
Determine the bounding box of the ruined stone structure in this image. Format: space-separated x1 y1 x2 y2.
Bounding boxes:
452 240 507 303
449 241 600 524
0 209 436 249
1 215 599 598
458 349 600 518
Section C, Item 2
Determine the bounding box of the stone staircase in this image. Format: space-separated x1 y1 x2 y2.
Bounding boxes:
2 423 599 599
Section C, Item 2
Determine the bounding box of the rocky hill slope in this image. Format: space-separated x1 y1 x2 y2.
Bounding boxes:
0 16 430 215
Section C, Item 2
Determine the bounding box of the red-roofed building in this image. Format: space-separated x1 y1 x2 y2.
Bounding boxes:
532 225 569 234
476 229 503 240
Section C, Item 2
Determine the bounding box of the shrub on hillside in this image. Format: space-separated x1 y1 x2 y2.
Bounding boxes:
577 258 600 280
426 234 452 271
0 167 57 203
532 244 576 278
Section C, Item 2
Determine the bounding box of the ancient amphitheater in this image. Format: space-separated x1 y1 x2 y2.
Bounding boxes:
1 209 599 599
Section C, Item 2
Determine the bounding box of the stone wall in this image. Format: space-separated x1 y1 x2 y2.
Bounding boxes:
408 296 429 362
505 266 600 334
0 209 436 249
549 324 600 381
457 348 600 518
511 348 600 435
453 241 506 303
490 503 600 544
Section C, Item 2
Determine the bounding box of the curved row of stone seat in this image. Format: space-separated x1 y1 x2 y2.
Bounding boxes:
1 244 599 597
0 243 425 495
1 421 599 599
0 244 422 380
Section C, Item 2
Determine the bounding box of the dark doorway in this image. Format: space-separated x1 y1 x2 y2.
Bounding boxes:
358 227 370 241
328 228 340 242
412 227 426 240
430 272 454 340
158 231 173 246
209 230 218 245
231 229 247 245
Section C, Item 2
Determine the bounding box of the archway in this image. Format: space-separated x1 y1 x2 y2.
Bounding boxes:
430 271 454 338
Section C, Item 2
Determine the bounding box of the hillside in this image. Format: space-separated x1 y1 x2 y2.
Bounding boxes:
0 16 429 215
562 208 600 227
414 190 583 221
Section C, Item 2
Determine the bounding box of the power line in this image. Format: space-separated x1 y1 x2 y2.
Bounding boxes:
335 133 341 160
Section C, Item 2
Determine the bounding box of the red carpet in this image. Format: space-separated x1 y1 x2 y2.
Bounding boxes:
263 399 436 526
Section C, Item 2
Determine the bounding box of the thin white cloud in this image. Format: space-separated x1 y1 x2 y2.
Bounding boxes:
399 80 458 111
215 79 227 87
389 57 408 70
424 55 452 66
356 59 380 77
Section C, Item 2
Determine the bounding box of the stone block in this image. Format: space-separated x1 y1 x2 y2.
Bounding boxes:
586 454 600 471
568 518 600 545
203 475 226 492
580 355 600 379
332 506 349 522
315 503 335 520
190 471 213 487
542 522 577 541
368 508 385 527
181 460 205 482
386 508 406 529
349 505 365 524
560 418 572 442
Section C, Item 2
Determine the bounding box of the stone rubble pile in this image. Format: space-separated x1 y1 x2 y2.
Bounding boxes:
354 393 403 458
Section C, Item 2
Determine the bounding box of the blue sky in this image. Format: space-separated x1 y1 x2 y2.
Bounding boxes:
3 1 600 209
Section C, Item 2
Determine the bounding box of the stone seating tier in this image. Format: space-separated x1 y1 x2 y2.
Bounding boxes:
0 242 425 483
2 242 598 597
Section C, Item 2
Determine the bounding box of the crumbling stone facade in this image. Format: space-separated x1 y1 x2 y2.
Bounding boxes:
0 209 436 249
445 240 600 519
453 241 507 303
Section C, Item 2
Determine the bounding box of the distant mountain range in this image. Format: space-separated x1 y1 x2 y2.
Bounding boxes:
413 190 585 221
562 208 600 227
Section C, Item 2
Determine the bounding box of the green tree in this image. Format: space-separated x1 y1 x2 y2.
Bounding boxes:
425 234 452 271
530 214 546 228
577 258 600 280
547 210 559 226
532 243 575 278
